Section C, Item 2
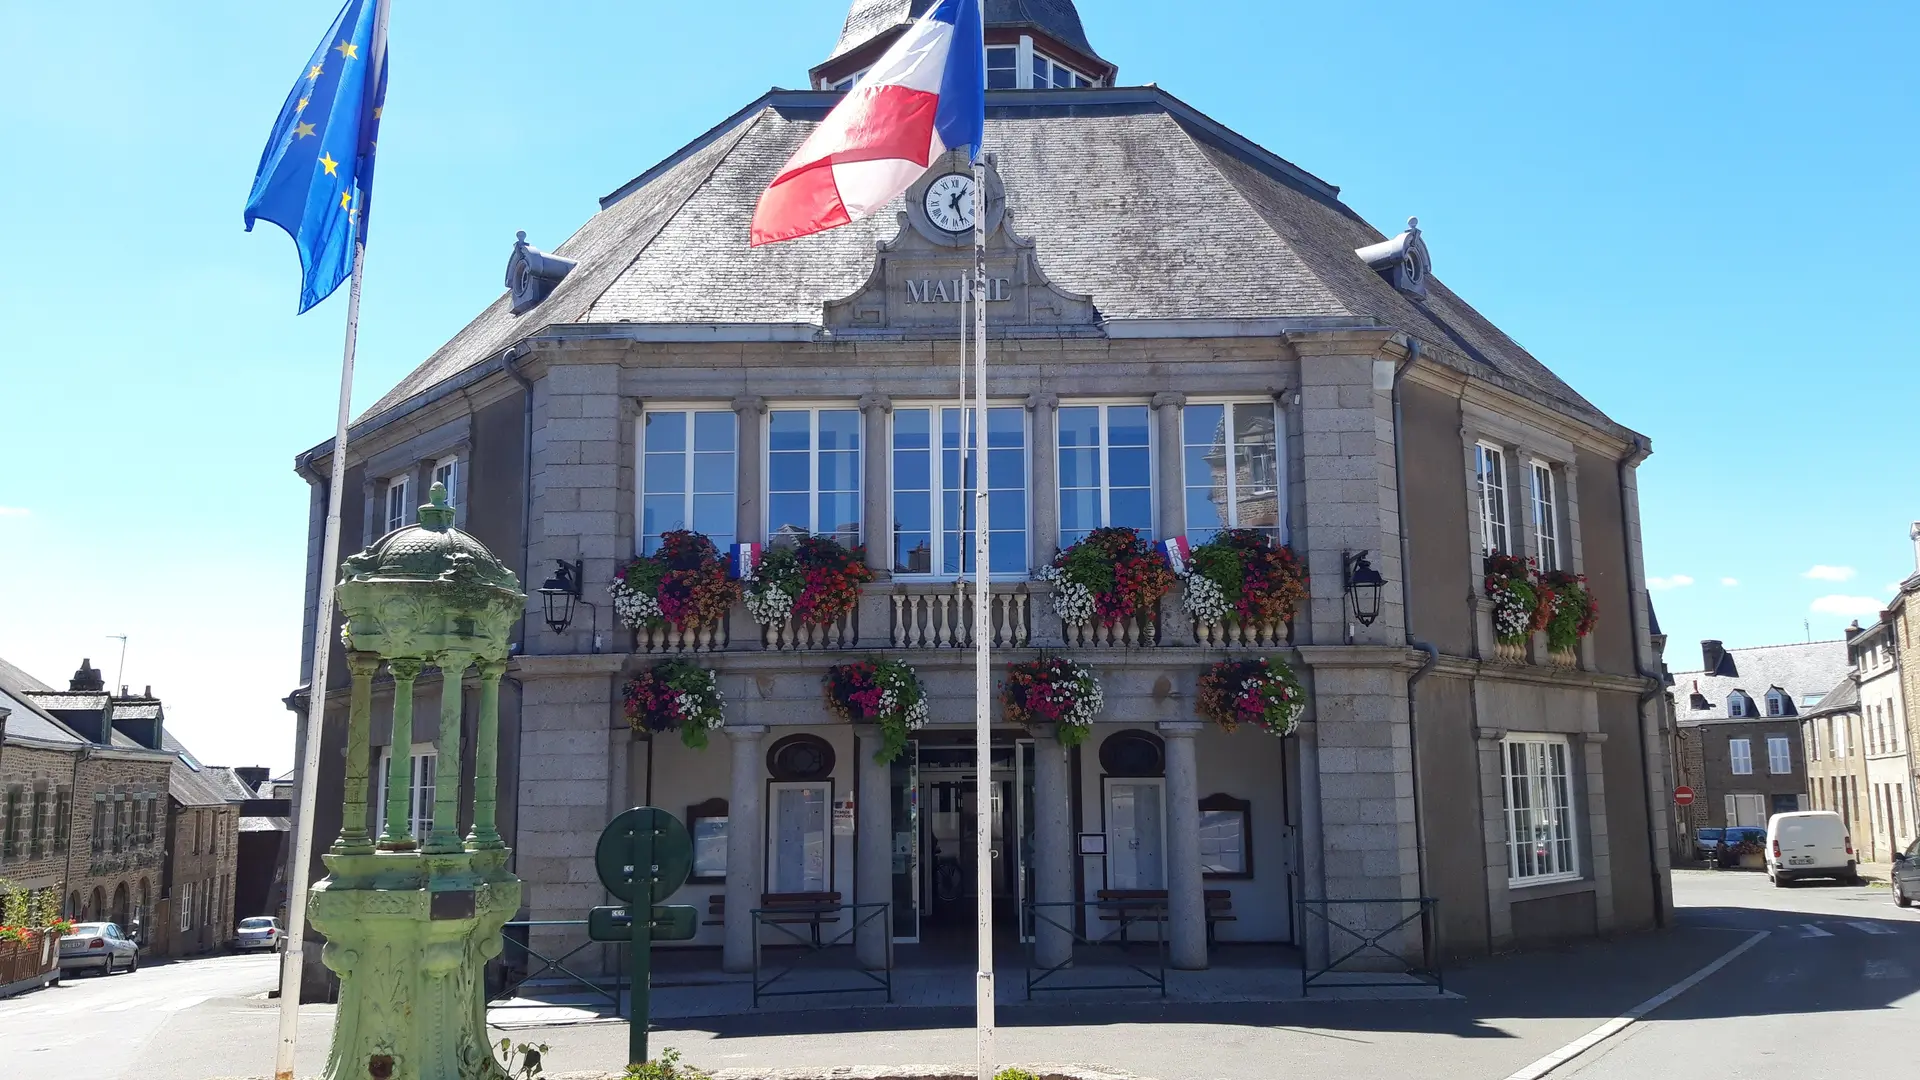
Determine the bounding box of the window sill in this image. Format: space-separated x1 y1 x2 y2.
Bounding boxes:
1507 874 1591 897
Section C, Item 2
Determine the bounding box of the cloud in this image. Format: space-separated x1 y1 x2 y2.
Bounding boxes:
0 506 29 517
1804 565 1857 582
1648 574 1695 590
1721 577 1739 587
1810 595 1885 617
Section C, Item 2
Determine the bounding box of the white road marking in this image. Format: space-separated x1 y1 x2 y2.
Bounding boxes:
1846 920 1895 935
1500 930 1771 1080
1797 923 1833 938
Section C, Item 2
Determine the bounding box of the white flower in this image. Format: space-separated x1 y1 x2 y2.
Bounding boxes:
744 585 794 626
1183 574 1228 624
1050 581 1095 625
609 578 663 630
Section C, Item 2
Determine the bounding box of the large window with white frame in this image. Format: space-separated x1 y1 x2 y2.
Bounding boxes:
1767 735 1792 774
1104 777 1167 890
1475 443 1509 555
891 405 1028 577
376 745 438 841
1181 400 1283 544
767 407 861 548
1728 737 1753 775
766 782 831 894
639 408 738 555
1058 403 1153 546
1528 462 1559 572
1032 51 1092 88
383 473 413 534
986 45 1018 89
432 455 461 509
1502 734 1580 886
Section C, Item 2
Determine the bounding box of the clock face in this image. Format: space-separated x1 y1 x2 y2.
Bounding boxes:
922 173 977 233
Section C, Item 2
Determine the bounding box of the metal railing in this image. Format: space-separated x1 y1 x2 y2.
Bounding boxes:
1297 896 1443 994
1022 900 1167 999
490 920 623 1014
751 901 892 1007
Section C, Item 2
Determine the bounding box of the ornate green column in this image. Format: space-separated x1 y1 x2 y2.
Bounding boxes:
467 659 506 851
309 482 524 1080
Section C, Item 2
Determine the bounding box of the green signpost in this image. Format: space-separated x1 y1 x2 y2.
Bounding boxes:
589 806 698 1066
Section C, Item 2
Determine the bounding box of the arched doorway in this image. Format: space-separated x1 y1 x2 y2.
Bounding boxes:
67 891 82 919
112 882 130 927
88 886 105 921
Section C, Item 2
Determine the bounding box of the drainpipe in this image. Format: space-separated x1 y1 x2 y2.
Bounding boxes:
1618 436 1670 928
1390 341 1440 957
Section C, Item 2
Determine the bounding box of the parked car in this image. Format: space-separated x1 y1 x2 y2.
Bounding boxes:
1893 839 1919 908
1766 810 1859 886
58 921 140 975
1716 826 1768 867
1692 826 1725 862
233 916 283 952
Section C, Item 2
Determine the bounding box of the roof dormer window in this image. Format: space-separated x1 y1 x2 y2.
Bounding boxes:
987 45 1017 89
826 67 869 91
1765 689 1787 717
1727 691 1752 718
1032 51 1092 89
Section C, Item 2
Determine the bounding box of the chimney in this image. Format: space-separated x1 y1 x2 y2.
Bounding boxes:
1701 639 1726 674
69 658 104 692
234 766 270 792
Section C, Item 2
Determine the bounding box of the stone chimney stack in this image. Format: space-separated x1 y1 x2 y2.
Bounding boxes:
1701 640 1727 674
69 658 104 692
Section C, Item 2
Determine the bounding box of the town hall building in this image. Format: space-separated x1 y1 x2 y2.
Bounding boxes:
289 0 1674 991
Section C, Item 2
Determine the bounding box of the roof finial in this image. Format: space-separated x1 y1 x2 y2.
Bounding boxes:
1406 216 1419 233
515 230 528 245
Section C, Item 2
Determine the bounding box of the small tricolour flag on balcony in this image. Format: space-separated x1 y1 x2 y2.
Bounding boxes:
1158 536 1192 576
729 543 762 582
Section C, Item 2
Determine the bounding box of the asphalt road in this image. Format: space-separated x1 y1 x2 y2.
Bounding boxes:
1557 869 1920 1080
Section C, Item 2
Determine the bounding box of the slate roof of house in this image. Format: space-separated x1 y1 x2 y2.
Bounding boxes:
829 0 1099 63
0 656 85 747
1801 674 1860 719
28 691 112 711
240 816 293 833
337 89 1623 449
171 764 237 808
1671 640 1849 726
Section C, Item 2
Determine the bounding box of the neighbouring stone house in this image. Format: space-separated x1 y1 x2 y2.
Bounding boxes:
287 0 1676 994
149 759 247 957
0 665 84 922
1672 639 1846 836
1842 617 1913 861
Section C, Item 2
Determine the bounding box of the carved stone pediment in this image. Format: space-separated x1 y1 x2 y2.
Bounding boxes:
824 157 1097 332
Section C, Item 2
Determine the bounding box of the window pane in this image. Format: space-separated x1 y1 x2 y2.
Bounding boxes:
768 411 811 451
818 450 860 493
817 492 861 538
644 452 686 494
1057 407 1100 447
643 495 686 537
768 494 810 537
897 532 934 574
1109 447 1151 488
895 449 931 493
895 408 931 448
693 411 735 452
988 488 1025 529
1032 54 1050 88
771 785 829 893
768 452 809 493
1108 406 1150 446
1184 404 1226 447
987 446 1025 490
1058 448 1100 488
644 411 686 452
987 407 1023 446
692 451 733 495
1060 490 1099 535
1109 488 1152 534
817 410 860 450
691 494 734 538
988 532 1025 574
1186 488 1225 539
895 490 931 534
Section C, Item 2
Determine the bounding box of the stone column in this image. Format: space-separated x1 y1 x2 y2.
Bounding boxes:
1151 392 1187 541
1158 720 1207 969
468 659 507 849
333 652 380 855
379 658 424 851
427 653 470 854
733 395 767 544
723 724 768 973
1026 393 1059 569
854 726 894 970
858 394 895 646
1031 724 1074 969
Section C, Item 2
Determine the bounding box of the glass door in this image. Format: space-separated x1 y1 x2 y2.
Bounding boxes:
1105 777 1167 890
891 741 920 942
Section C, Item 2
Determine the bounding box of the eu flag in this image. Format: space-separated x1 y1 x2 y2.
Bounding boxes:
244 0 389 313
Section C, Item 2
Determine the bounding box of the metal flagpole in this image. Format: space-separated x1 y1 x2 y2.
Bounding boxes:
275 5 390 1077
971 157 995 1080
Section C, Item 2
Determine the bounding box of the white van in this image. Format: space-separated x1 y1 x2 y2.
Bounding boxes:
1766 810 1859 886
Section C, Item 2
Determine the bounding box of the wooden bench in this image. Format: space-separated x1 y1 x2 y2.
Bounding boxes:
706 891 845 946
1096 889 1237 947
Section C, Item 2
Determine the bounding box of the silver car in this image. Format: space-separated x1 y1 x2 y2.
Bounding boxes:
233 916 283 951
58 921 140 975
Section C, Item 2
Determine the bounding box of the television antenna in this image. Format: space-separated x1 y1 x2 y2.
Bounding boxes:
107 635 129 694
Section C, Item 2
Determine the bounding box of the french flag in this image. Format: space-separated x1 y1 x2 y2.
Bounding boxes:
729 542 762 582
750 0 985 247
1158 536 1192 576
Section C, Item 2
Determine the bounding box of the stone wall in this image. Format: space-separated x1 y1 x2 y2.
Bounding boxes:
153 803 238 957
66 754 170 931
0 744 76 895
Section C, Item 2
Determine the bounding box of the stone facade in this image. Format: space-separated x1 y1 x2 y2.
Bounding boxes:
151 801 239 957
65 753 171 933
0 744 75 897
1802 682 1871 845
1677 719 1807 829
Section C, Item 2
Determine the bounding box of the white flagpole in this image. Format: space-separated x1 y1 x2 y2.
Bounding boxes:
971 156 995 1080
275 5 389 1077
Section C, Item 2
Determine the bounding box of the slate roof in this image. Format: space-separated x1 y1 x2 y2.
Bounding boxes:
1801 674 1860 719
1671 640 1849 726
171 764 236 808
0 656 85 747
346 89 1617 443
830 0 1099 63
240 816 293 833
28 691 111 711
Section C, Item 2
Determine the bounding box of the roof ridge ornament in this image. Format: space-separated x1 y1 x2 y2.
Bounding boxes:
506 230 578 315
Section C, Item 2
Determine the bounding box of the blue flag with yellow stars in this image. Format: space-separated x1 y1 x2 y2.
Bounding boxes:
244 0 389 313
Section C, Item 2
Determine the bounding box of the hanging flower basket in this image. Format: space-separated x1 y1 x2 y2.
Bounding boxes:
622 660 725 749
743 536 874 628
610 531 741 633
1035 527 1177 627
1485 554 1548 646
824 660 930 764
1178 529 1308 627
1539 570 1599 652
1197 657 1307 737
1002 656 1104 747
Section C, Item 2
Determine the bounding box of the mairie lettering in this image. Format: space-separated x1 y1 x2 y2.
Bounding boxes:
904 277 1013 303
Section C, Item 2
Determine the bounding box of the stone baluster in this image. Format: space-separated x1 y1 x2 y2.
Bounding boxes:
379 658 424 851
333 652 381 856
427 652 470 855
468 659 507 850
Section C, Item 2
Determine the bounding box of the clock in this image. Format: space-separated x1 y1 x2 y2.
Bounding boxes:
922 173 977 234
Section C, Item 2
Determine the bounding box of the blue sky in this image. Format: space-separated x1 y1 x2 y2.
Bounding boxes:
2 1 1915 768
